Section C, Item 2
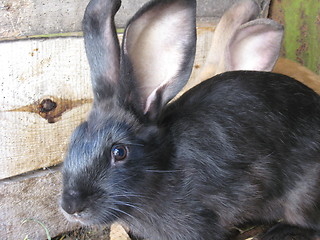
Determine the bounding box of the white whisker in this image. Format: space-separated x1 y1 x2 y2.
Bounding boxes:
109 206 135 220
114 200 150 220
102 208 119 222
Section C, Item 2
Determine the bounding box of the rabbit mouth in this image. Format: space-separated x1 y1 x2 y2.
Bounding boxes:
60 207 91 225
59 200 98 225
60 198 121 225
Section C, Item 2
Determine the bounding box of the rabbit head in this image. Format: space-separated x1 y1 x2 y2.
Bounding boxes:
61 0 196 225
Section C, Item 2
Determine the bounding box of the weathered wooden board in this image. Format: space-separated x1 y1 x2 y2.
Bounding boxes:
0 37 92 179
0 0 268 39
0 26 215 179
0 0 88 38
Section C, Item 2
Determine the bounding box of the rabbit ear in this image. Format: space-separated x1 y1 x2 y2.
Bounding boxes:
226 19 284 71
260 0 271 18
121 0 196 121
83 0 121 102
198 0 260 81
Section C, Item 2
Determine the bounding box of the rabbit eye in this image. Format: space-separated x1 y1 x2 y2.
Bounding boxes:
111 145 128 162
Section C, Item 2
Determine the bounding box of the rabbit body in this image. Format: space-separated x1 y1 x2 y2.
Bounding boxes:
158 71 320 239
63 71 320 240
61 0 320 239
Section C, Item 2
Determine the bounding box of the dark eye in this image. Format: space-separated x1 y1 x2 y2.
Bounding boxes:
111 145 128 162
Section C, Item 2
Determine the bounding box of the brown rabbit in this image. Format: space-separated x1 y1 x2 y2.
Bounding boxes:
273 58 320 94
190 0 320 94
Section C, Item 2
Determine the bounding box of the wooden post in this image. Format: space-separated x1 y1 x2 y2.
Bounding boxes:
269 0 320 74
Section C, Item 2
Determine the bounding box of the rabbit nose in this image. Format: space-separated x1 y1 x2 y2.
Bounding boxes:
61 190 86 215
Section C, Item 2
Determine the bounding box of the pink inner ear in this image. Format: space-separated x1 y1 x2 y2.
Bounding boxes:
126 5 192 98
122 1 196 118
144 88 158 114
227 20 283 72
197 0 260 81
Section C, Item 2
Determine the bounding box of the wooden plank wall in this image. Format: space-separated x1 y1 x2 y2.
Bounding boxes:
0 0 248 39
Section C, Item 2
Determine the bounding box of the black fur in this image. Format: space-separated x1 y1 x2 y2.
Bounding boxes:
61 0 320 239
62 71 320 239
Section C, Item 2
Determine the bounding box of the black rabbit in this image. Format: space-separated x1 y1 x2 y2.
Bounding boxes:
60 0 320 239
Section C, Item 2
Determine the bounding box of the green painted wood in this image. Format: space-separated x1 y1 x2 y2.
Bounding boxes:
271 0 320 74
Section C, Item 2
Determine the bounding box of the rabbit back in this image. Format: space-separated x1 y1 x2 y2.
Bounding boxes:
163 70 320 230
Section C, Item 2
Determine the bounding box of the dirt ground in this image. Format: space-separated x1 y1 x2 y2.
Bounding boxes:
52 223 275 240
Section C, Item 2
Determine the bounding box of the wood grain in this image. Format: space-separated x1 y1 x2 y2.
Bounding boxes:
269 0 320 75
0 27 214 179
0 37 92 179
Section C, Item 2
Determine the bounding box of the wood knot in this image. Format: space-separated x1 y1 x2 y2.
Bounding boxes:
39 99 57 113
37 98 59 123
8 97 93 124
